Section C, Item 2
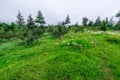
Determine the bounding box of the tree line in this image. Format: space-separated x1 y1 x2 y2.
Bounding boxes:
0 10 120 44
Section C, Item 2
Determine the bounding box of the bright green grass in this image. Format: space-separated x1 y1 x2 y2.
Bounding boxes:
0 31 120 80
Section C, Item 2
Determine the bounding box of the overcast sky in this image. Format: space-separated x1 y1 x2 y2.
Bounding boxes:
0 0 120 24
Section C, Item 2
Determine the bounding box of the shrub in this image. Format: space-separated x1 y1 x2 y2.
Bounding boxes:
51 25 68 38
105 36 120 44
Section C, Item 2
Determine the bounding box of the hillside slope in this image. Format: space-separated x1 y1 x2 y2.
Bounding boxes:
0 31 120 80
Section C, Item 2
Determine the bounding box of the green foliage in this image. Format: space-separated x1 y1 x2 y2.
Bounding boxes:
58 25 68 35
88 20 94 26
35 10 46 26
65 15 70 24
82 17 88 26
60 39 91 52
20 14 44 44
116 21 120 30
1 10 120 46
51 24 68 38
27 14 35 29
115 10 120 18
0 22 15 32
16 11 25 27
100 18 108 31
94 16 101 27
1 10 120 80
0 22 16 39
1 31 120 79
107 17 114 29
105 35 120 44
1 23 10 32
0 30 14 39
70 25 84 33
10 22 16 31
115 11 120 30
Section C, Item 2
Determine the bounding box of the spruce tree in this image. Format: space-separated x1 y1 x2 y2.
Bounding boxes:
109 17 114 27
116 11 120 18
65 15 70 24
25 14 37 44
27 14 35 29
82 17 88 26
100 19 108 31
115 11 120 30
88 20 94 26
35 10 46 26
94 16 101 27
16 11 25 27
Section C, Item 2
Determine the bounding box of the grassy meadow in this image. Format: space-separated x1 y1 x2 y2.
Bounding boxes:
0 31 120 80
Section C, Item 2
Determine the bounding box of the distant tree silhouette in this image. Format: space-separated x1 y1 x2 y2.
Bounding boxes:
65 15 70 24
115 11 120 29
100 18 108 31
94 16 101 26
27 14 35 29
116 11 120 18
35 10 46 26
109 17 114 27
1 23 10 32
10 22 16 31
88 20 94 26
16 11 25 27
82 17 88 26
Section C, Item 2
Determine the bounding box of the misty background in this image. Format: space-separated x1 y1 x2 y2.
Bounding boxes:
0 0 120 24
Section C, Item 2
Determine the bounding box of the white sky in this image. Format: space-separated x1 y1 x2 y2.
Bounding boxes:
0 0 120 24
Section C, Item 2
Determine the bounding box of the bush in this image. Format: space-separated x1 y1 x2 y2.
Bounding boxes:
51 25 68 38
0 29 15 39
105 36 120 44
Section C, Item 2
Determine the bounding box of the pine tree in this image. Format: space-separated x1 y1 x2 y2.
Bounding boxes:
65 15 70 24
35 10 46 26
100 19 108 31
82 17 88 26
115 11 120 18
10 22 16 31
115 11 120 30
27 14 35 29
24 14 37 44
74 22 79 32
94 16 101 26
16 11 25 27
88 20 94 26
109 17 114 28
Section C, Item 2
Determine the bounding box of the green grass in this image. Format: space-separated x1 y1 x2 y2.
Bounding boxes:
0 31 120 80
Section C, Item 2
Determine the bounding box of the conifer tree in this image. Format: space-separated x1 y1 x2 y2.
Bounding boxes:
115 11 120 29
94 16 101 26
35 10 46 26
108 17 114 28
65 15 70 24
27 14 35 29
16 11 25 27
116 11 120 18
88 20 94 26
82 17 88 26
100 18 108 31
